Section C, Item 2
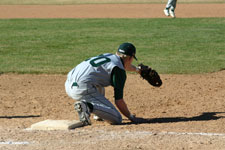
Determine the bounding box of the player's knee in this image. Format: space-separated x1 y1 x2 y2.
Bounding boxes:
109 115 122 125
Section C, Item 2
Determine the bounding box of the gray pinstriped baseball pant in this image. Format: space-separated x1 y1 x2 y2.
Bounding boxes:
166 0 177 10
65 80 122 125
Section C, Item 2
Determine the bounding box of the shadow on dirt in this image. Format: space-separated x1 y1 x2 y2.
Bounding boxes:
122 112 225 125
0 115 41 119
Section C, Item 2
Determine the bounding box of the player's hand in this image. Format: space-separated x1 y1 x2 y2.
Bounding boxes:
129 114 144 123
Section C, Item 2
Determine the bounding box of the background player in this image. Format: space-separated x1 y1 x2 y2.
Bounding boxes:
164 0 177 18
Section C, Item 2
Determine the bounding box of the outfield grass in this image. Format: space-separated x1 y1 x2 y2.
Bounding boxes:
0 0 224 5
0 18 225 74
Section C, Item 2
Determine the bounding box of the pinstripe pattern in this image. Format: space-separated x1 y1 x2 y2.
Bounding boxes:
82 87 122 125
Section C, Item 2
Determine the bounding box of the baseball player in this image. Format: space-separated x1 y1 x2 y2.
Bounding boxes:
65 43 140 126
164 0 177 18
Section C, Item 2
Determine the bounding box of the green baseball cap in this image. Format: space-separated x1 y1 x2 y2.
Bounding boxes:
118 42 137 60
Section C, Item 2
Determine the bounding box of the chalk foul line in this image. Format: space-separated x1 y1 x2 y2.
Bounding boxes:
129 131 225 137
0 141 30 145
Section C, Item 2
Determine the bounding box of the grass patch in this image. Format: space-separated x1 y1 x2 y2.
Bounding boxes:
0 18 224 74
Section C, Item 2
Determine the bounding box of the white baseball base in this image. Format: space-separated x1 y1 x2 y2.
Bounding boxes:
30 120 83 130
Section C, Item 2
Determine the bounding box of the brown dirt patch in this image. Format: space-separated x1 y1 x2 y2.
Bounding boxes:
1 72 225 149
0 4 225 18
1 4 225 150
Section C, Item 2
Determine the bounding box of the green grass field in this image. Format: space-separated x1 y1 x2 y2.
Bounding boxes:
0 18 225 74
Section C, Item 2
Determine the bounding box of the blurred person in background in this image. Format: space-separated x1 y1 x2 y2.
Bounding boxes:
163 0 177 18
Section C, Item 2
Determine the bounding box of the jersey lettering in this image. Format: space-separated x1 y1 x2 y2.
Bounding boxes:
89 54 111 67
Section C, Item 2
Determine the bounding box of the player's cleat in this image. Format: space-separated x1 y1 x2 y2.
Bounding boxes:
169 9 176 18
93 115 104 121
163 9 170 16
74 101 91 126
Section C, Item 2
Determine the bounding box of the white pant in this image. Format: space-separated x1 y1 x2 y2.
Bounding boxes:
65 79 122 124
166 0 177 10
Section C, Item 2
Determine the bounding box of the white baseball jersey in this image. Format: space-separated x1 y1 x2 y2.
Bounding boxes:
67 53 125 87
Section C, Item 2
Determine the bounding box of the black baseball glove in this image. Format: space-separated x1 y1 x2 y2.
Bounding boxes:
138 63 162 87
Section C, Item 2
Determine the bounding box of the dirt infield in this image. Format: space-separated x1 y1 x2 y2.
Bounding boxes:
1 72 225 149
0 4 225 150
0 4 225 18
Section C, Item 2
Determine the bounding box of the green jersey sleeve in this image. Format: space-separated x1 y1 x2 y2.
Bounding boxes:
111 67 127 100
